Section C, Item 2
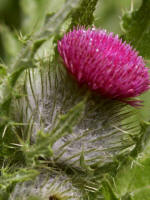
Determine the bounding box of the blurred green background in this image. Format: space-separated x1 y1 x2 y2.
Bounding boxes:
0 0 142 61
95 0 142 33
0 0 149 120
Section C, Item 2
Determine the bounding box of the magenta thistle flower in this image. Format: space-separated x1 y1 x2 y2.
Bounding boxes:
58 27 150 106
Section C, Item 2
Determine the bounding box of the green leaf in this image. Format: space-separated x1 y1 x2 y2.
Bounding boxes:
121 0 150 59
22 131 53 165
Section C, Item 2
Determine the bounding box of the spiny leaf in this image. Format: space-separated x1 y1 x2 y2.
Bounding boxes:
22 131 53 165
121 0 150 59
0 168 39 190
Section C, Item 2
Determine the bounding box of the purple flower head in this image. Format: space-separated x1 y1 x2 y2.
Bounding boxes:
58 27 150 106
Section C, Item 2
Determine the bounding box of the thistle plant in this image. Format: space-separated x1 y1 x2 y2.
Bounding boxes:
0 0 150 200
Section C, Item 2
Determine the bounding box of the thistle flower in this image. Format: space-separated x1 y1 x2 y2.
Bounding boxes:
58 27 150 106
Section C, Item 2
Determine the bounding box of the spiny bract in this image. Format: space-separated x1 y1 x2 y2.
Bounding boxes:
58 27 150 106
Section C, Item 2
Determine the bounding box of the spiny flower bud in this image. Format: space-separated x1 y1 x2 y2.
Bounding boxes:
58 27 150 106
